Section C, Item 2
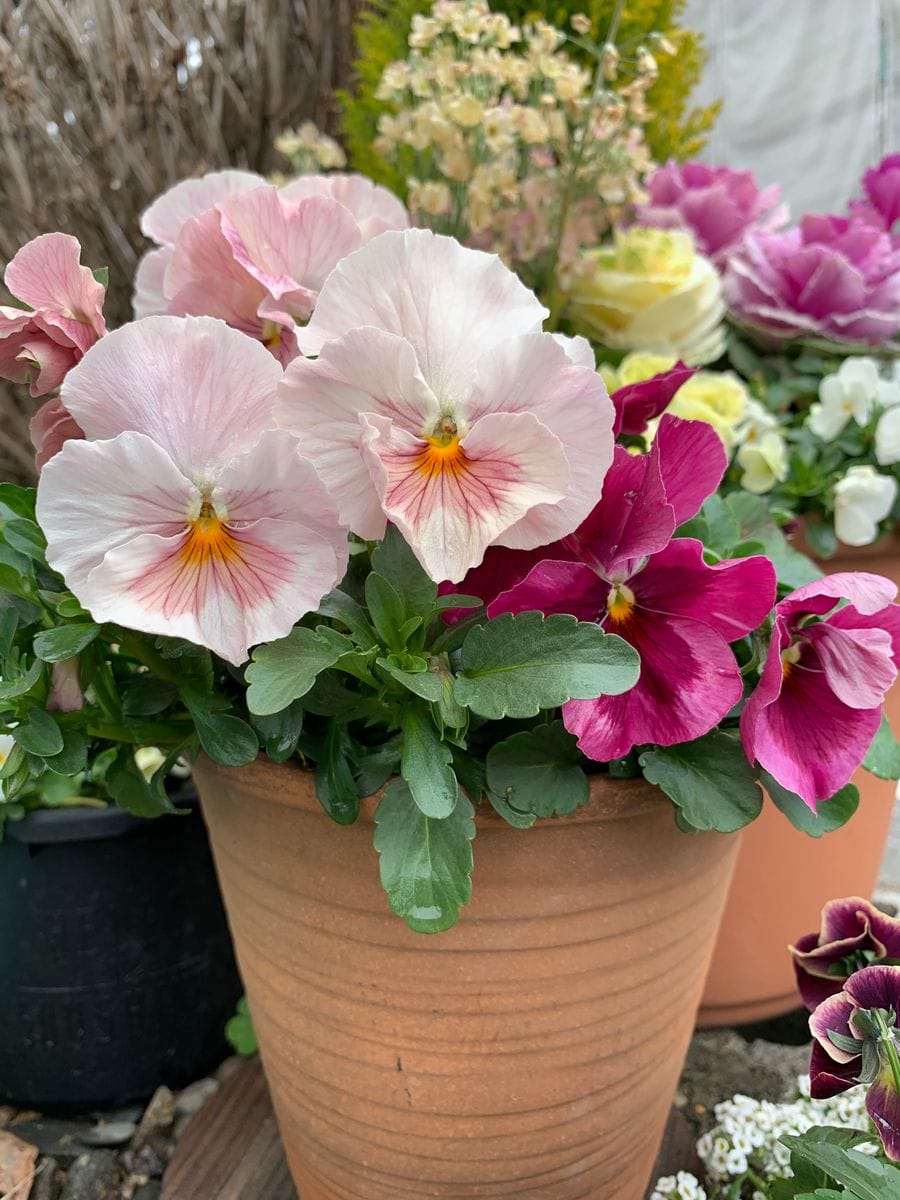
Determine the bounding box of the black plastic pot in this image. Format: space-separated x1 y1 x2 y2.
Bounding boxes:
0 792 242 1111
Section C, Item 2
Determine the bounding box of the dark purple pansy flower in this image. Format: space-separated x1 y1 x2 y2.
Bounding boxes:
792 897 900 1012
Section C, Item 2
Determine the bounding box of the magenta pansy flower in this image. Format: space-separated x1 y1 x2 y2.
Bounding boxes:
610 361 697 436
36 316 349 666
809 964 900 1160
741 573 900 807
277 229 614 583
849 153 900 233
486 415 777 759
792 896 900 1012
0 233 106 398
637 160 788 265
724 214 900 346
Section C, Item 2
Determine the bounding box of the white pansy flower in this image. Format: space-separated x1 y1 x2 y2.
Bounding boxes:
834 464 898 546
0 733 14 768
734 398 779 446
876 406 900 465
737 430 789 494
808 357 884 440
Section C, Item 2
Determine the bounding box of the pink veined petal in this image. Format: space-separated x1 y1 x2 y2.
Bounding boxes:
807 621 896 708
278 173 409 243
568 444 674 578
438 544 576 622
565 611 745 761
844 964 900 1013
164 208 269 334
828 601 900 665
36 431 197 597
276 326 441 540
4 233 106 348
60 316 283 480
866 1077 900 1161
818 896 888 945
360 409 570 583
141 169 266 246
14 334 77 398
549 332 595 368
634 539 777 641
465 332 613 550
30 395 84 470
779 571 898 622
487 559 604 622
298 229 547 399
133 247 173 319
740 628 882 806
808 1039 859 1099
217 188 361 310
809 991 860 1062
654 414 728 526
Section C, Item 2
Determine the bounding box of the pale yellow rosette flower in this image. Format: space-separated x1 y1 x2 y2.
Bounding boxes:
569 228 726 364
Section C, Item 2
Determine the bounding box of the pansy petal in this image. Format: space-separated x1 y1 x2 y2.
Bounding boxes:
141 169 265 246
361 410 570 582
867 1077 900 1161
611 362 697 436
133 247 172 319
829 601 900 665
30 395 84 470
565 613 744 761
487 559 604 622
809 991 860 1061
808 1039 860 1098
781 572 898 621
654 414 728 525
164 209 267 332
279 173 409 243
819 897 887 945
634 540 777 640
466 332 614 550
844 964 900 1013
15 335 76 398
4 233 106 348
808 622 896 708
60 316 283 479
277 325 440 539
298 229 547 398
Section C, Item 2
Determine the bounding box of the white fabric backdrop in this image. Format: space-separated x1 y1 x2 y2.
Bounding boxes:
681 0 899 216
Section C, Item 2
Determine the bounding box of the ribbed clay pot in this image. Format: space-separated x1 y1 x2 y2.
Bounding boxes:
698 534 899 1027
195 755 739 1200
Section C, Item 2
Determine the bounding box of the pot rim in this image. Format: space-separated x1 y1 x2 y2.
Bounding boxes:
194 754 674 828
3 785 197 846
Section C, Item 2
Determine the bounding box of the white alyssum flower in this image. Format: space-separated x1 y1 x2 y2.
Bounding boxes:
807 357 896 441
649 1171 707 1200
737 429 789 494
876 406 900 465
833 464 898 546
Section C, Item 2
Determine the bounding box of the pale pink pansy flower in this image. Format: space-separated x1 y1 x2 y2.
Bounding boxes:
279 173 410 242
0 233 106 397
276 229 615 583
35 316 349 666
29 394 85 471
133 169 265 319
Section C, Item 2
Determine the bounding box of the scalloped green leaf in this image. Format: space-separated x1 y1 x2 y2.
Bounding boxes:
486 721 588 818
246 626 351 715
639 731 763 833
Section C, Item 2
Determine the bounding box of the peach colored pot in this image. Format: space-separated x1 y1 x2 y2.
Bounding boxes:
698 535 900 1027
195 756 739 1200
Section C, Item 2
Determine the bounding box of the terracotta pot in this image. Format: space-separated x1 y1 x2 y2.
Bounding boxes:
195 756 739 1200
698 534 900 1027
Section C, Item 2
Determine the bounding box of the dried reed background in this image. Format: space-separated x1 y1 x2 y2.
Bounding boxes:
0 0 362 484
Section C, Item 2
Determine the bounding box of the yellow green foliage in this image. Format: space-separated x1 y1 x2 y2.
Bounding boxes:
340 0 719 192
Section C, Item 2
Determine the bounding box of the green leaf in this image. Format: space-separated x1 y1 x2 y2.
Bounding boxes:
45 727 89 776
453 612 640 720
364 571 406 649
764 772 859 837
400 705 458 818
377 654 444 701
486 721 588 818
315 721 359 825
780 1135 900 1200
698 493 741 556
0 562 36 602
12 708 64 757
353 741 400 797
91 265 109 289
864 715 900 780
225 996 258 1057
434 593 482 612
725 492 823 589
106 748 177 817
123 675 179 717
639 731 763 833
33 623 100 662
3 519 47 563
0 485 37 521
374 778 475 932
188 707 258 767
488 790 537 828
0 658 43 701
370 524 437 618
246 626 349 715
316 589 378 650
249 701 304 763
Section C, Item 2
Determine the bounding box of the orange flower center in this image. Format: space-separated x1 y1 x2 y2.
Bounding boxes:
416 418 469 479
781 642 802 678
606 583 636 625
181 501 240 570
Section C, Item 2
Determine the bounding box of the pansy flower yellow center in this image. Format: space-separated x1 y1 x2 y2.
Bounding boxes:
181 499 240 569
781 641 802 678
261 319 282 350
416 416 469 479
606 582 636 624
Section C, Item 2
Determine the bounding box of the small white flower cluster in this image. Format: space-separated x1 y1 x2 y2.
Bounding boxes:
808 357 900 546
696 1075 876 1195
274 121 347 174
649 1170 708 1200
734 399 789 494
373 0 667 284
